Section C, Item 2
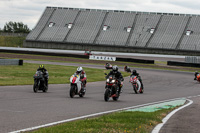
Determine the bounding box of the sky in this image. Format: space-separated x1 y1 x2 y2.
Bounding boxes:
1 0 200 30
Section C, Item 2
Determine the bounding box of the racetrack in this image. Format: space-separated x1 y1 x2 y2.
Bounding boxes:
1 62 200 133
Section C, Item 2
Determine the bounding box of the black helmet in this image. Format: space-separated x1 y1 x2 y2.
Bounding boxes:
132 69 137 74
112 65 118 72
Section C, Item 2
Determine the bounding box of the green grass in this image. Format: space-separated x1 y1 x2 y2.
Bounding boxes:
28 108 174 133
0 36 25 47
0 63 130 86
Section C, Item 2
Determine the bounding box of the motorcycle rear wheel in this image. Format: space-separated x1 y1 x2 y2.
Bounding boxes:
43 86 48 92
104 89 110 102
112 94 119 101
140 88 144 93
133 86 138 94
79 89 85 97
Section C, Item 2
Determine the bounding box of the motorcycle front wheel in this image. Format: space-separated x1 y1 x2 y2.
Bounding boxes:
133 84 138 94
33 82 38 93
70 85 76 98
104 89 110 102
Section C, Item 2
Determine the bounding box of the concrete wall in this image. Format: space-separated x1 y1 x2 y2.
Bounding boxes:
23 40 200 56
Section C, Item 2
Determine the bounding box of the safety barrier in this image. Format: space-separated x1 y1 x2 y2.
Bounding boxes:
0 59 23 65
116 57 154 64
167 61 200 67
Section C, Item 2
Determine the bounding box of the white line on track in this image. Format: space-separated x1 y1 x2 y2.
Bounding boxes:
9 96 197 133
151 99 193 133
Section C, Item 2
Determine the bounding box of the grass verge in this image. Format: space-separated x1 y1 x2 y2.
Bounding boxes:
1 52 200 73
0 63 130 86
28 108 175 133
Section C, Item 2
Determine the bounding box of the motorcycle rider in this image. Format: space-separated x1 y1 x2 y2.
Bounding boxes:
76 67 87 92
37 65 49 87
106 65 124 94
124 65 131 72
130 69 144 90
105 62 112 69
194 71 199 80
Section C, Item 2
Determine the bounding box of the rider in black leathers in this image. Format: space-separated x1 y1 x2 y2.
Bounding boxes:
37 65 48 87
194 71 199 80
130 70 144 90
106 65 124 94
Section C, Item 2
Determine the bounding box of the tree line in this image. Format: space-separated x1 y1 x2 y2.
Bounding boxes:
0 21 30 33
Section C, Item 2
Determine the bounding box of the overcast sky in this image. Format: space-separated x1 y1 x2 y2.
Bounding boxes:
1 0 200 30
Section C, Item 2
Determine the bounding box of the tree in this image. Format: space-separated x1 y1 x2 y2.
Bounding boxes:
3 21 30 33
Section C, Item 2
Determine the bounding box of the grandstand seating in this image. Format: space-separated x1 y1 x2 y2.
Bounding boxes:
179 17 200 50
25 6 200 52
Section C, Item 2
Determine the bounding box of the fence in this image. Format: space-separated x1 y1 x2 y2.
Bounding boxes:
185 56 200 63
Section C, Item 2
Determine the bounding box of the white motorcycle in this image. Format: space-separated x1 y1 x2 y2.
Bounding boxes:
130 75 143 94
69 73 85 98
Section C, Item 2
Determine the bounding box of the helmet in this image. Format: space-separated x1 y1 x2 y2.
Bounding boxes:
77 67 83 73
112 65 118 72
132 69 137 74
39 65 44 69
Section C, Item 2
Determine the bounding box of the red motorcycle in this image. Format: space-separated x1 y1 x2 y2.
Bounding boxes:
196 74 200 83
130 75 143 94
104 74 120 101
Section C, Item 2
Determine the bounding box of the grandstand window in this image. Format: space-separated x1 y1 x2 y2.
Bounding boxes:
48 22 55 27
186 30 192 35
126 26 132 32
103 25 110 31
150 28 155 34
65 23 73 29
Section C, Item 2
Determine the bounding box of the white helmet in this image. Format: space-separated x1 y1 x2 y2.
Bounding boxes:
77 67 83 73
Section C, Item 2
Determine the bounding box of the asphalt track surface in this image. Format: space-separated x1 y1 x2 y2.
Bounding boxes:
1 61 200 133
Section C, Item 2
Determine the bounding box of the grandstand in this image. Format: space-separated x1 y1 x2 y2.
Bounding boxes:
24 6 200 55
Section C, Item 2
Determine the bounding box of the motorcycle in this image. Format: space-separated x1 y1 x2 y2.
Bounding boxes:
69 73 85 98
124 65 131 73
104 63 112 70
104 74 120 101
196 74 200 82
130 75 143 94
33 71 49 93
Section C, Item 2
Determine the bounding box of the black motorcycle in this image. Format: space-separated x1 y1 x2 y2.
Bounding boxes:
104 74 120 101
33 71 49 93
